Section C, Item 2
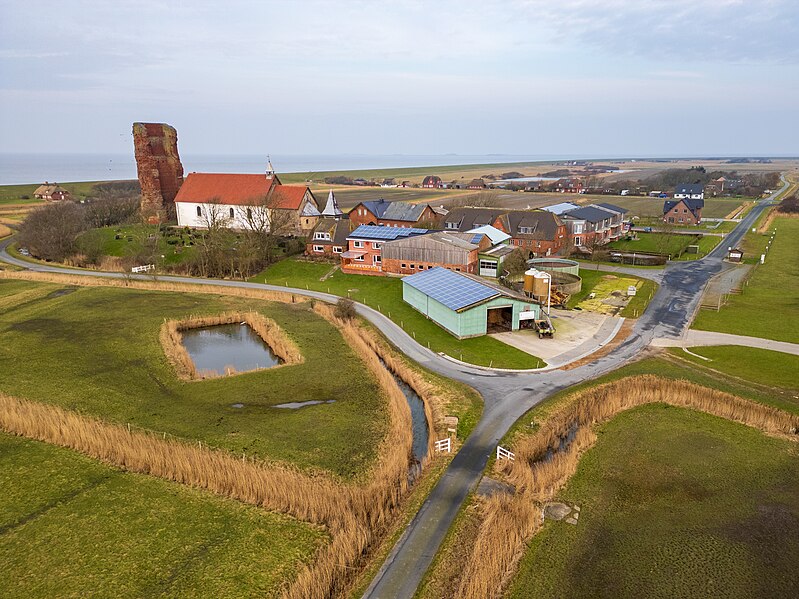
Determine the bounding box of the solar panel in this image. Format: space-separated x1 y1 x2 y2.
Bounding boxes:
349 225 428 241
404 267 499 311
470 233 483 244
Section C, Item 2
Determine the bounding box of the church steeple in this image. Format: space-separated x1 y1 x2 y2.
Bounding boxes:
321 189 344 219
266 156 275 177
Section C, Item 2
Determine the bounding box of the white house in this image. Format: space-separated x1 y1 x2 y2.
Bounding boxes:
174 171 320 235
674 183 704 201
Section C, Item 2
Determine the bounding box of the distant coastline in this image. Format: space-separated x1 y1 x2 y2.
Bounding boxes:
0 152 793 186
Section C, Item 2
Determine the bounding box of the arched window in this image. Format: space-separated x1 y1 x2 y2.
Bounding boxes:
196 206 202 217
229 207 235 219
247 208 252 220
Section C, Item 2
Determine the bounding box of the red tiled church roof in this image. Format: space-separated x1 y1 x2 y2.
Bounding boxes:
174 173 310 210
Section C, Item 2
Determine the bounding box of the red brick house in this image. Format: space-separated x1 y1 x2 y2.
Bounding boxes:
443 207 567 257
340 225 428 276
467 178 487 190
348 199 439 228
662 198 704 225
306 217 350 257
422 175 443 189
553 178 585 194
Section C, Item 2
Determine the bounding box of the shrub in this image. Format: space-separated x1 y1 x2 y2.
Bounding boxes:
334 297 357 321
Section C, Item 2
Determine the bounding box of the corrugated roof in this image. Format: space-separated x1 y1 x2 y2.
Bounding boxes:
403 267 500 311
466 225 512 245
542 202 580 215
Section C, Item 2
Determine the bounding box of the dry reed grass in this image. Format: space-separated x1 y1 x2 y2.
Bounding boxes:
0 270 306 305
0 223 12 238
455 375 799 599
160 311 303 380
0 271 443 598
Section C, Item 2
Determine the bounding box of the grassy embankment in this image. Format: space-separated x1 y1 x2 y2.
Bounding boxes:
251 258 544 369
566 269 657 318
692 217 799 343
506 403 799 599
0 432 325 599
0 278 387 479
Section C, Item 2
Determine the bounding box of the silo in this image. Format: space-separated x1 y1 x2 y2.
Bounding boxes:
523 268 537 295
531 270 550 302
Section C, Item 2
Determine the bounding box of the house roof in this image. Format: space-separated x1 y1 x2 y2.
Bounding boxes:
542 202 580 215
468 179 486 187
321 189 343 217
310 218 350 245
347 224 428 241
561 206 616 224
34 183 66 196
358 199 430 222
422 175 442 185
663 198 704 217
174 173 313 210
675 183 704 194
392 231 481 251
502 210 564 240
595 202 628 214
466 225 511 245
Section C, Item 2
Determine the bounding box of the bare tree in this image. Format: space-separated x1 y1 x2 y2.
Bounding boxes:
235 195 297 268
18 203 87 261
192 200 235 277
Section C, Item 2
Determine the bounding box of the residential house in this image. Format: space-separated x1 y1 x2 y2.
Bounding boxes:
559 204 627 250
674 183 704 201
33 182 70 201
306 217 350 257
381 231 490 276
348 198 439 228
174 172 320 235
663 198 704 225
422 175 443 189
467 178 487 190
553 178 585 194
443 207 567 257
340 225 428 275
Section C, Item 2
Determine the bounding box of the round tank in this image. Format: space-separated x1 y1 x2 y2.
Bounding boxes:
532 271 550 300
527 258 580 277
523 268 537 294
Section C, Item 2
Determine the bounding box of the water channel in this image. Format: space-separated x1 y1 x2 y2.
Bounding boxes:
181 323 281 376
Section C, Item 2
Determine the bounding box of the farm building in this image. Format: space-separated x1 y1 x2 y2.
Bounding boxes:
381 231 490 276
402 267 540 339
422 175 443 188
348 198 439 228
340 224 428 275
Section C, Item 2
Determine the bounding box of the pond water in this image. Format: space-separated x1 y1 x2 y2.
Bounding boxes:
181 324 281 376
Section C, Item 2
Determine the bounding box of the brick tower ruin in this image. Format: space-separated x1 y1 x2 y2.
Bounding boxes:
132 122 184 224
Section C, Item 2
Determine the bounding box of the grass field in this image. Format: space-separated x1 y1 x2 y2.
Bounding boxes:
608 232 698 257
0 432 325 599
586 195 751 219
251 258 543 369
674 346 799 391
692 217 799 343
506 403 799 599
77 224 199 266
0 279 388 479
0 181 106 204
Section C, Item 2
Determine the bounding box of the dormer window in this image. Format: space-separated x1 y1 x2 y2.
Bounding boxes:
446 221 459 229
314 232 331 241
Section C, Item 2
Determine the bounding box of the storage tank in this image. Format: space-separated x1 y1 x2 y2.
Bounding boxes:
523 268 537 295
531 271 550 301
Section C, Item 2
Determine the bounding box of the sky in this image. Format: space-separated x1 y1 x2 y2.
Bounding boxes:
1 0 798 158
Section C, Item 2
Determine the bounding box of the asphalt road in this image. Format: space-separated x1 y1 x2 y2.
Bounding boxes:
0 178 787 599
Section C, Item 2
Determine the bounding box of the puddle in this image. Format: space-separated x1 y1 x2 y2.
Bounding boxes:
274 400 336 409
231 403 245 409
181 323 281 376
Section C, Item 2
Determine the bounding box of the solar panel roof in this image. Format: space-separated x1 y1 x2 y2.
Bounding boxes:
348 224 428 240
403 267 500 311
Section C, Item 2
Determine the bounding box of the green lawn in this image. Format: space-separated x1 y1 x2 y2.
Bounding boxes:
608 232 697 258
0 432 326 599
251 258 544 369
673 346 799 391
0 181 109 204
602 196 751 220
506 404 799 599
77 224 199 266
0 279 388 479
693 217 799 343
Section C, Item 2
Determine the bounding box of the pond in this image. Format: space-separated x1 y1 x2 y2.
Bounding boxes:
181 323 281 376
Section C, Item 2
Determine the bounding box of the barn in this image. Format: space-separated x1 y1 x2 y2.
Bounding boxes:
402 267 540 339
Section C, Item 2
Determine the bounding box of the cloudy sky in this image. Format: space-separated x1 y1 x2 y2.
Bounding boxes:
1 0 797 157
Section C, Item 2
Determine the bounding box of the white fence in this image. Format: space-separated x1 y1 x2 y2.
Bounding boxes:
434 438 451 453
496 445 515 461
131 264 155 274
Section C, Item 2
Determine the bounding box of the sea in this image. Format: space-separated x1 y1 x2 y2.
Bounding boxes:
0 153 590 186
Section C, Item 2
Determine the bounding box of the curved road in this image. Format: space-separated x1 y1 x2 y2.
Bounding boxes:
0 179 787 598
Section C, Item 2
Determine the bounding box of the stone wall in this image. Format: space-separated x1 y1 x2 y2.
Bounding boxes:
132 122 184 224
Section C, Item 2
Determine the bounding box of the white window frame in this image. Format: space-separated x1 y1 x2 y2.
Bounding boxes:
354 254 365 262
333 246 343 254
313 245 324 253
314 232 331 240
352 240 364 248
372 242 382 250
373 255 381 265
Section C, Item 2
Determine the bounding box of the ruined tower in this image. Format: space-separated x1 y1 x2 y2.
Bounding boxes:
132 122 184 224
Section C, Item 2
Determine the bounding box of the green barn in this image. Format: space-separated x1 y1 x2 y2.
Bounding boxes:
402 267 540 339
